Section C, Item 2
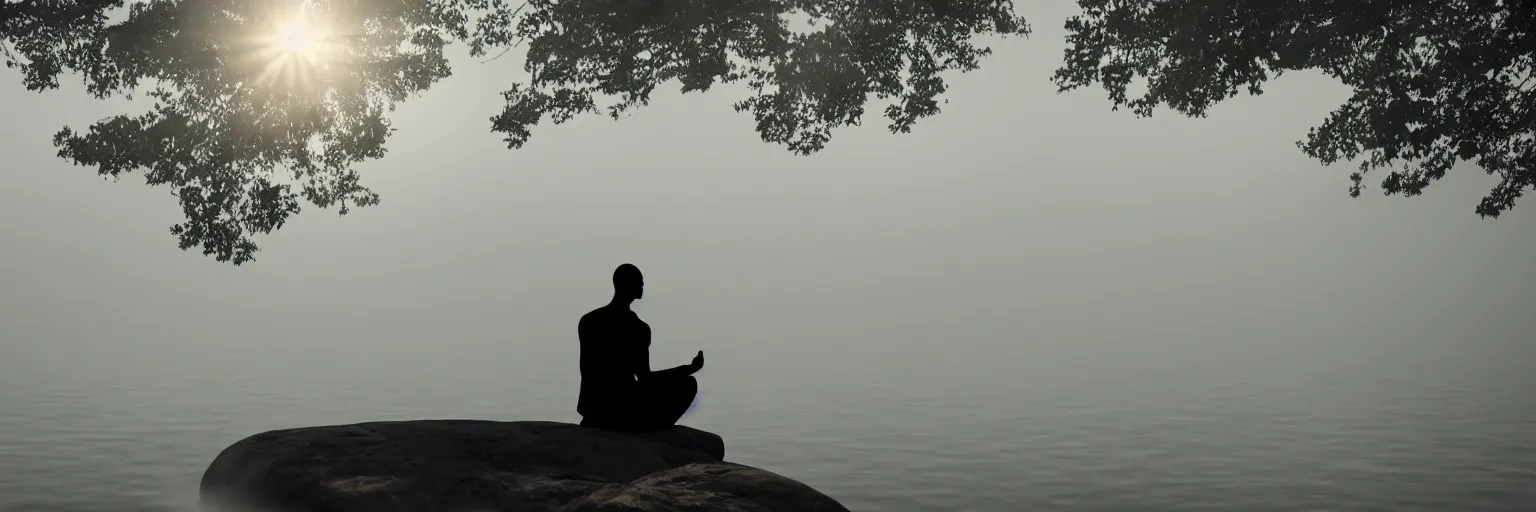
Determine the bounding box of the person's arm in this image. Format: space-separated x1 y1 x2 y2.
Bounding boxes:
631 319 653 379
647 361 698 380
639 349 702 381
631 317 701 381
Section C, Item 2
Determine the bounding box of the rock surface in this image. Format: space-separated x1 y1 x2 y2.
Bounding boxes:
199 420 848 512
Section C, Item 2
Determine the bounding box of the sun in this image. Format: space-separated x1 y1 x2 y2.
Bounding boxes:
279 19 312 54
248 6 339 90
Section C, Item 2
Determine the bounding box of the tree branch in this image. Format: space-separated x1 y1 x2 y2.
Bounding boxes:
480 0 530 63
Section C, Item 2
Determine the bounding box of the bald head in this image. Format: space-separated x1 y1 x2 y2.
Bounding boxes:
613 264 643 301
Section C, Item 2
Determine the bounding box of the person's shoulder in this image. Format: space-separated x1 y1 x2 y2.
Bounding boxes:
580 306 621 324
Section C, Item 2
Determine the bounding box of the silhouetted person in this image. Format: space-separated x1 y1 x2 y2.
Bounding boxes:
578 264 704 432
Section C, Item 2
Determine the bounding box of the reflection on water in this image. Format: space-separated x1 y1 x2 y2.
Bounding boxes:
1 334 1533 512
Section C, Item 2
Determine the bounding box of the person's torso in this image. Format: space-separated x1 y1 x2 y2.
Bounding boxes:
577 307 650 415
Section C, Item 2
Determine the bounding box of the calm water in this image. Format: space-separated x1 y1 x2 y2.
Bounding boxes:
2 331 1533 512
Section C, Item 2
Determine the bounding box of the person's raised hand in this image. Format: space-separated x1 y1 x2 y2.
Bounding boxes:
691 350 705 371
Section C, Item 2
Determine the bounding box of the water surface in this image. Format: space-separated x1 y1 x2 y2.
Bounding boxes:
3 330 1532 511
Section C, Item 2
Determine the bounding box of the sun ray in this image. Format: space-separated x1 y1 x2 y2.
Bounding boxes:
244 2 340 92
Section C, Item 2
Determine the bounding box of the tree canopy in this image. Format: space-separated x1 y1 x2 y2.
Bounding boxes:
3 0 1531 265
1054 0 1536 219
3 0 1027 264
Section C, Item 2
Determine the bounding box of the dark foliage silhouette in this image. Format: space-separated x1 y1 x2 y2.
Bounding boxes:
1054 0 1536 217
6 1 1531 265
2 0 1027 264
577 264 704 432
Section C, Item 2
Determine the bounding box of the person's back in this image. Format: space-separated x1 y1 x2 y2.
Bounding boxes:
576 305 649 420
576 264 704 432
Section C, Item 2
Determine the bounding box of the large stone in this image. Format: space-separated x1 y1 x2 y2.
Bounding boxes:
199 420 847 512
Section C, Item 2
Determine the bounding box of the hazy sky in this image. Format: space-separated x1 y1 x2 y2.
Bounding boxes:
2 1 1531 416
